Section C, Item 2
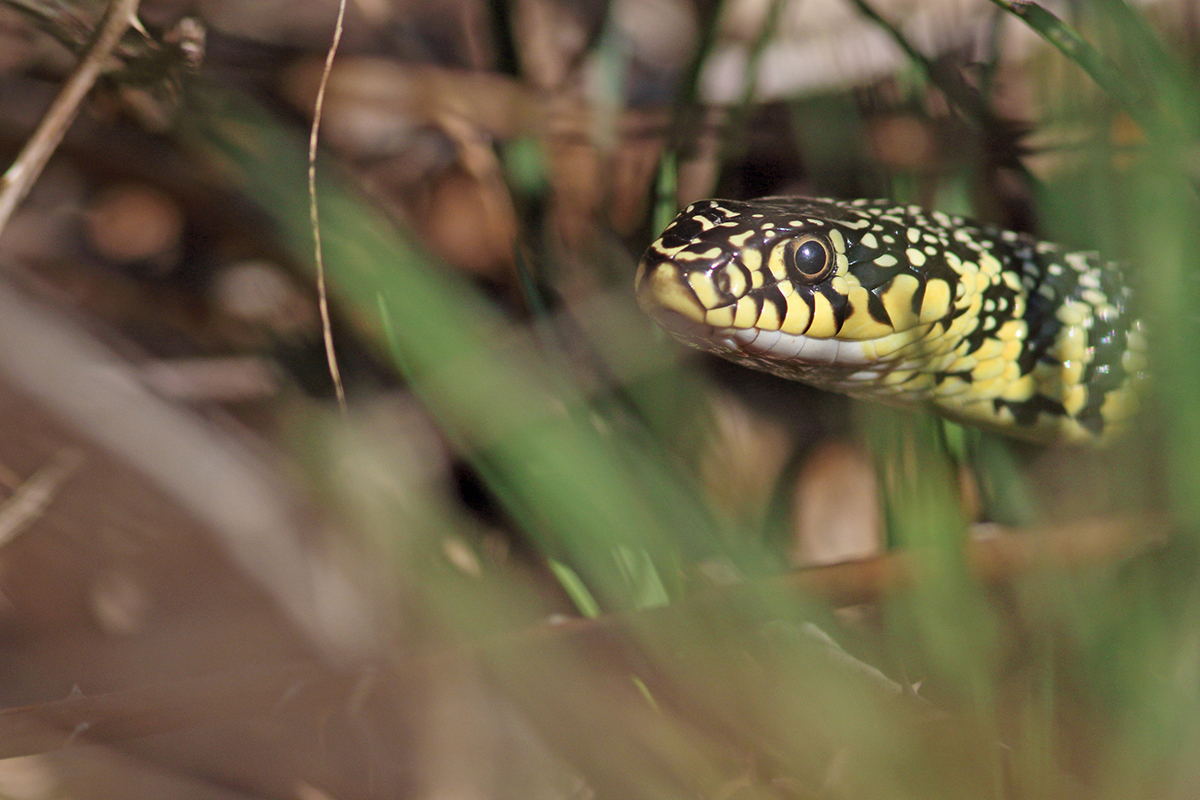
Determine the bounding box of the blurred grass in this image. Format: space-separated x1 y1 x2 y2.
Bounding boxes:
182 1 1200 797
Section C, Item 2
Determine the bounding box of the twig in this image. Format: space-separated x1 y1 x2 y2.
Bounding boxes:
0 0 142 239
787 514 1169 607
846 0 1032 181
308 0 349 414
0 449 84 548
0 660 352 759
0 509 1163 758
1 0 102 55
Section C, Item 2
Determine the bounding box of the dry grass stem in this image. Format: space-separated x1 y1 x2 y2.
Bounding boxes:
0 0 142 238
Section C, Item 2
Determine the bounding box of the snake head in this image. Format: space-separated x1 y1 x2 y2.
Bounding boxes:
636 198 972 375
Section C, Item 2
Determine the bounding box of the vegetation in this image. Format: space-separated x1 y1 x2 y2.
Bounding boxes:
3 1 1199 797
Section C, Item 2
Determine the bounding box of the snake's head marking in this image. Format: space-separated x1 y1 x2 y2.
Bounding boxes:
636 198 953 379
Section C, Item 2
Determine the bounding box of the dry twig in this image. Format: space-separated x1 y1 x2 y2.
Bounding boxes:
308 0 350 413
0 449 84 548
0 0 143 238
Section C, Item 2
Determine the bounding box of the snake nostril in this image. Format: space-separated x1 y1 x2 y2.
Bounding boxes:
711 262 747 299
715 271 732 295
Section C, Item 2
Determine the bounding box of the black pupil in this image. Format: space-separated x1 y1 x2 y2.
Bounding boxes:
794 240 827 277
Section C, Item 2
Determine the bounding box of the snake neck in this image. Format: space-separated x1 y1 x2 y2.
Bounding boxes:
846 230 1146 441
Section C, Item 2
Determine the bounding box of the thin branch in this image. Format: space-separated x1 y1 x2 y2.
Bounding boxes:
0 512 1164 758
0 660 353 759
1 0 102 56
309 0 350 414
0 449 83 548
842 0 1037 189
786 514 1168 607
0 0 142 238
845 0 988 122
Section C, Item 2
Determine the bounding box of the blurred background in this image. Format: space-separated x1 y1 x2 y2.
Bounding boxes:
0 0 1197 798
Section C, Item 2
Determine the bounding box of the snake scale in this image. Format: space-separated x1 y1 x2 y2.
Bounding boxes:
636 198 1148 443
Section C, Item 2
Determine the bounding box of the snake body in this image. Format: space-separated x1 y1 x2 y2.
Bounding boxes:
636 197 1147 443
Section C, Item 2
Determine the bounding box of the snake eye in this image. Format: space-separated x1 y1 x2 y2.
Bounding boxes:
784 237 832 283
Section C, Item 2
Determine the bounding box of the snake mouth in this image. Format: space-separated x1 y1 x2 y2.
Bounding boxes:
637 259 879 369
634 259 733 355
647 312 883 377
635 259 711 325
730 328 877 367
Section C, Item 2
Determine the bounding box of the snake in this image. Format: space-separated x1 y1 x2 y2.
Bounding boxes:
635 197 1148 443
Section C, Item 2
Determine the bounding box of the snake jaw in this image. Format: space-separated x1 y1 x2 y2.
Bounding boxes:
635 259 722 355
635 258 712 326
637 255 882 373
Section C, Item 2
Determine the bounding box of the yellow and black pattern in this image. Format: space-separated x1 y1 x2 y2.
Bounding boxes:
635 197 1147 443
